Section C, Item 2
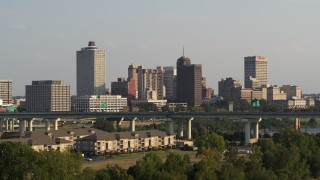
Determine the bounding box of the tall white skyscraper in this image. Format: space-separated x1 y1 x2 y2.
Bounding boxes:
244 56 268 89
77 41 106 96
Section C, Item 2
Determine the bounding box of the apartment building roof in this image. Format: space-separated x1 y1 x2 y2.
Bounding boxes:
76 129 172 142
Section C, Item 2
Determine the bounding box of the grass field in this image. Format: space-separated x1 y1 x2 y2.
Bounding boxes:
82 149 199 170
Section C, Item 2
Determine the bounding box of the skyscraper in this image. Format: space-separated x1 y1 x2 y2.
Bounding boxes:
244 56 268 89
26 80 70 112
138 66 165 100
77 41 106 96
163 66 177 102
176 56 202 107
128 64 139 92
0 80 13 105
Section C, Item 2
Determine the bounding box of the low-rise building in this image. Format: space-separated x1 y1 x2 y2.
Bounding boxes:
75 130 176 156
131 99 167 110
270 99 307 109
73 95 127 112
0 128 176 155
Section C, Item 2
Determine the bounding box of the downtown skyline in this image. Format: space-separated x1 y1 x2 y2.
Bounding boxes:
1 0 320 95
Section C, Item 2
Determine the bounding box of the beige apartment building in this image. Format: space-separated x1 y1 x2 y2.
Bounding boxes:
75 130 176 156
0 128 176 155
0 80 13 105
25 80 71 112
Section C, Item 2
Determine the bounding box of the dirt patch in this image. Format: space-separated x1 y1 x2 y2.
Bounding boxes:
82 150 199 170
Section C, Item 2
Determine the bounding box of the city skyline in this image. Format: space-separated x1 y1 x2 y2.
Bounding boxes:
1 1 320 95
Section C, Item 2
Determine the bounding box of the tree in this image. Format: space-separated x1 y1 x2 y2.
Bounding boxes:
95 118 115 132
0 142 38 179
79 167 96 180
194 148 222 180
161 105 170 112
96 164 133 180
191 106 204 112
127 153 163 180
308 118 317 127
163 152 192 178
137 103 158 112
34 149 83 179
195 133 225 154
174 104 185 112
219 147 246 180
0 142 83 179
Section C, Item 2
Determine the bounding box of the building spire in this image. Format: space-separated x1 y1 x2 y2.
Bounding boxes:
183 46 184 56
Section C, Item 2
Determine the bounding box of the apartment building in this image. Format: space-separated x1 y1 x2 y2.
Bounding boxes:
75 130 176 156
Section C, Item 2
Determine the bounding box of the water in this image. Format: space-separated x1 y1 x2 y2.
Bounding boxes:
259 128 320 136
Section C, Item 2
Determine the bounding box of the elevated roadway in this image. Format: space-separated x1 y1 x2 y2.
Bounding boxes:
1 112 320 119
1 112 315 144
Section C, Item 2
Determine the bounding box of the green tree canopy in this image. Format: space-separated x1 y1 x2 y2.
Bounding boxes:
137 103 158 112
0 142 38 179
195 133 225 154
95 118 115 132
0 142 83 180
96 164 133 180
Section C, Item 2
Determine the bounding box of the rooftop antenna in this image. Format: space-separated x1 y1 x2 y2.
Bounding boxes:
183 46 184 56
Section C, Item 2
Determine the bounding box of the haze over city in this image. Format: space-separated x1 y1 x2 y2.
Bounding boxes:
1 0 320 95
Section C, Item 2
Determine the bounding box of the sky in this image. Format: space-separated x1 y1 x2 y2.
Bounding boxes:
1 0 320 96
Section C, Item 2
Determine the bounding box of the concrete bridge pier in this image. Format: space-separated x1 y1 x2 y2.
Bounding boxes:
244 121 251 145
19 119 26 137
0 119 3 132
11 119 15 132
113 117 124 131
242 118 262 146
53 118 60 130
27 118 35 132
166 118 174 135
294 118 300 130
253 120 260 140
5 119 9 131
187 117 194 140
178 121 184 138
45 120 50 131
130 117 137 131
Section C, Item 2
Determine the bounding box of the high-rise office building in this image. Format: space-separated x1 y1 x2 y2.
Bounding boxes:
128 64 139 92
138 66 165 100
244 56 268 89
26 80 70 112
267 85 287 101
77 41 106 96
163 66 176 102
111 77 136 100
176 56 202 107
280 85 302 99
0 80 13 105
218 77 242 100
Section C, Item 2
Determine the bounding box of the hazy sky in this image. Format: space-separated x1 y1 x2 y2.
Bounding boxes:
1 0 320 95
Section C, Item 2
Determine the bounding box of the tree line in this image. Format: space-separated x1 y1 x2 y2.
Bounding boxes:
3 128 320 179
